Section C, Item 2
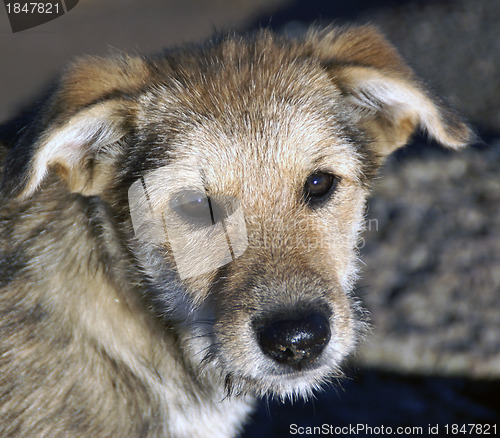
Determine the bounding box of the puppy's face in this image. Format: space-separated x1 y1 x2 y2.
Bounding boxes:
3 27 474 399
128 64 371 397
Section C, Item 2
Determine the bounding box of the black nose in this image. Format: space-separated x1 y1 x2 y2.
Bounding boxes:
255 312 331 368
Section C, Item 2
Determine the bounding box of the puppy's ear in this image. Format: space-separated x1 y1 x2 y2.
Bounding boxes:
312 26 476 158
2 55 148 199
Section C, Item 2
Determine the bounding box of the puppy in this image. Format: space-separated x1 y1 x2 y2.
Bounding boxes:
0 26 474 437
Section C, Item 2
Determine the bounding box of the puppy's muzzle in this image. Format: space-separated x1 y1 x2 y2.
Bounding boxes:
253 311 331 369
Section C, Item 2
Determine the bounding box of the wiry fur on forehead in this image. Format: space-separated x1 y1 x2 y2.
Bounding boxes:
132 29 380 188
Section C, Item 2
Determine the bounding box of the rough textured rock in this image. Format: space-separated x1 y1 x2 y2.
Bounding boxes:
358 140 500 378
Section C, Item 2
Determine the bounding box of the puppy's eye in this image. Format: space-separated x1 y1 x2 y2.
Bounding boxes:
170 190 235 227
303 172 340 206
170 191 214 226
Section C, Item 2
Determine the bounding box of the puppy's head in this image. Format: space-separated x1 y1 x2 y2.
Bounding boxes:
3 26 475 399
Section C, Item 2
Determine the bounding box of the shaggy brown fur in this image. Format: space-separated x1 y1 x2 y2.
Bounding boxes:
0 26 474 437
